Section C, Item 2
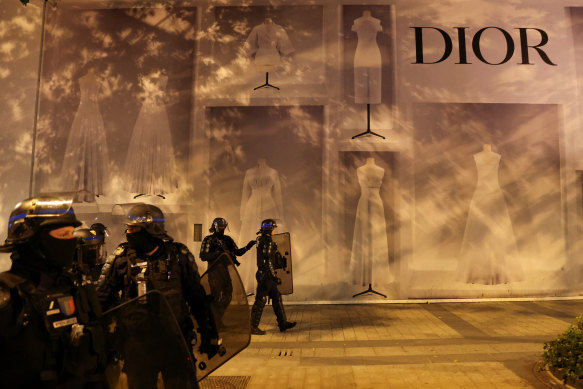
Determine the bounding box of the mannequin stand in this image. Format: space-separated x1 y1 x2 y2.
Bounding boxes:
254 72 280 90
352 283 387 298
133 193 166 199
352 104 385 139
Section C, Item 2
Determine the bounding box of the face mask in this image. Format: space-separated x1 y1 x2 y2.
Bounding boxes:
126 229 158 253
40 230 77 268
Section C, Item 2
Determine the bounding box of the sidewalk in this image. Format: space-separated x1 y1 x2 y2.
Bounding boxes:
203 299 583 388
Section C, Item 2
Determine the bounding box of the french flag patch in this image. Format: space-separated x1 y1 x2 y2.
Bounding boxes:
57 296 76 316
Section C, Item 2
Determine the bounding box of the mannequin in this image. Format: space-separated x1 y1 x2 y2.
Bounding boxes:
245 15 294 90
61 67 109 201
238 159 285 294
457 144 523 284
351 10 385 139
350 157 392 297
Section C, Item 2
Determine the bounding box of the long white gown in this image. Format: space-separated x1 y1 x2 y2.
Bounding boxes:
244 21 294 69
349 160 392 286
123 74 178 195
457 150 524 284
352 14 382 104
238 163 285 294
61 71 109 201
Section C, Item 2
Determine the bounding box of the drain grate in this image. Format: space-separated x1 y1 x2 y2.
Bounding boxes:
200 376 250 389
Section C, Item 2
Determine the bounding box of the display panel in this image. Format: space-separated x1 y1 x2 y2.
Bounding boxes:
33 5 197 203
204 5 324 97
412 103 564 292
207 105 324 296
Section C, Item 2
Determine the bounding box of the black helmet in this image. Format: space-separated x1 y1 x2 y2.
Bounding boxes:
210 217 228 233
1 195 81 252
125 203 171 240
74 226 107 266
258 219 277 235
90 223 107 238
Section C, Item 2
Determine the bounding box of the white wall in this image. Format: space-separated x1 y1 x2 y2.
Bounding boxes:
2 0 582 300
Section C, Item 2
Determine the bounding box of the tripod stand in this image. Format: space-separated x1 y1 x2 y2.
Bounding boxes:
253 72 279 90
351 104 385 140
352 283 387 298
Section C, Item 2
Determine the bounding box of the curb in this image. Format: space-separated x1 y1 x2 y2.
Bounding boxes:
533 361 581 389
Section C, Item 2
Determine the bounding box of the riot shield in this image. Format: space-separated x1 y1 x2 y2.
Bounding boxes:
273 232 293 295
101 291 198 389
193 253 251 381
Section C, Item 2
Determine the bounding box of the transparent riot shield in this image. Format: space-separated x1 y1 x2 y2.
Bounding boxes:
273 232 293 295
193 253 251 381
101 291 198 389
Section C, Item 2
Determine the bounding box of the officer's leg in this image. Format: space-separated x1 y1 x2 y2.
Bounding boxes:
269 283 296 332
250 280 268 335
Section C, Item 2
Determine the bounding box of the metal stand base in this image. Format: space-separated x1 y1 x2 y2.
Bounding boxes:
352 104 385 139
254 72 280 90
352 283 387 298
133 193 166 199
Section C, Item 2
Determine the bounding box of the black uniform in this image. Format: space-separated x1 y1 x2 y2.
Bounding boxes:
97 241 217 389
0 251 106 388
200 233 254 323
250 233 294 333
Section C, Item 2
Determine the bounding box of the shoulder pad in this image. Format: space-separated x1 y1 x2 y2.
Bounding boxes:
172 242 191 256
113 243 128 257
0 272 26 289
0 285 10 309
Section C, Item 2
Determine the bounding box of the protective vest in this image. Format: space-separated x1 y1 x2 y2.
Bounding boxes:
0 271 104 385
121 242 189 326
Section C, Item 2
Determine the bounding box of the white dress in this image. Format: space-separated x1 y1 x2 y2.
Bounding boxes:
349 162 392 286
123 74 178 195
61 72 109 201
457 151 524 284
238 164 285 294
244 22 294 69
352 15 383 104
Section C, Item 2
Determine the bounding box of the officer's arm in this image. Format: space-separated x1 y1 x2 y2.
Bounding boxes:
0 286 14 335
199 236 220 263
227 236 245 257
96 249 126 311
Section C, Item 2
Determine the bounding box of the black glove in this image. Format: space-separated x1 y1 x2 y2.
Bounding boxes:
199 338 221 359
245 240 256 250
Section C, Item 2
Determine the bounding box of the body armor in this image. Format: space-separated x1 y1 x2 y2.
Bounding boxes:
0 270 105 387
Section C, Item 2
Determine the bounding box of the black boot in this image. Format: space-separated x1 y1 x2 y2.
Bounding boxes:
273 295 296 332
250 298 266 335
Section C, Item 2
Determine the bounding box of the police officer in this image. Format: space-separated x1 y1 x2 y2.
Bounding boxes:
97 203 219 389
200 217 256 266
73 223 108 284
0 195 107 388
200 218 255 324
250 219 296 335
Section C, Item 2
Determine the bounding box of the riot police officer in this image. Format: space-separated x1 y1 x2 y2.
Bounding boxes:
74 223 108 284
250 219 296 335
97 203 219 389
200 217 256 266
0 195 107 388
200 217 255 324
